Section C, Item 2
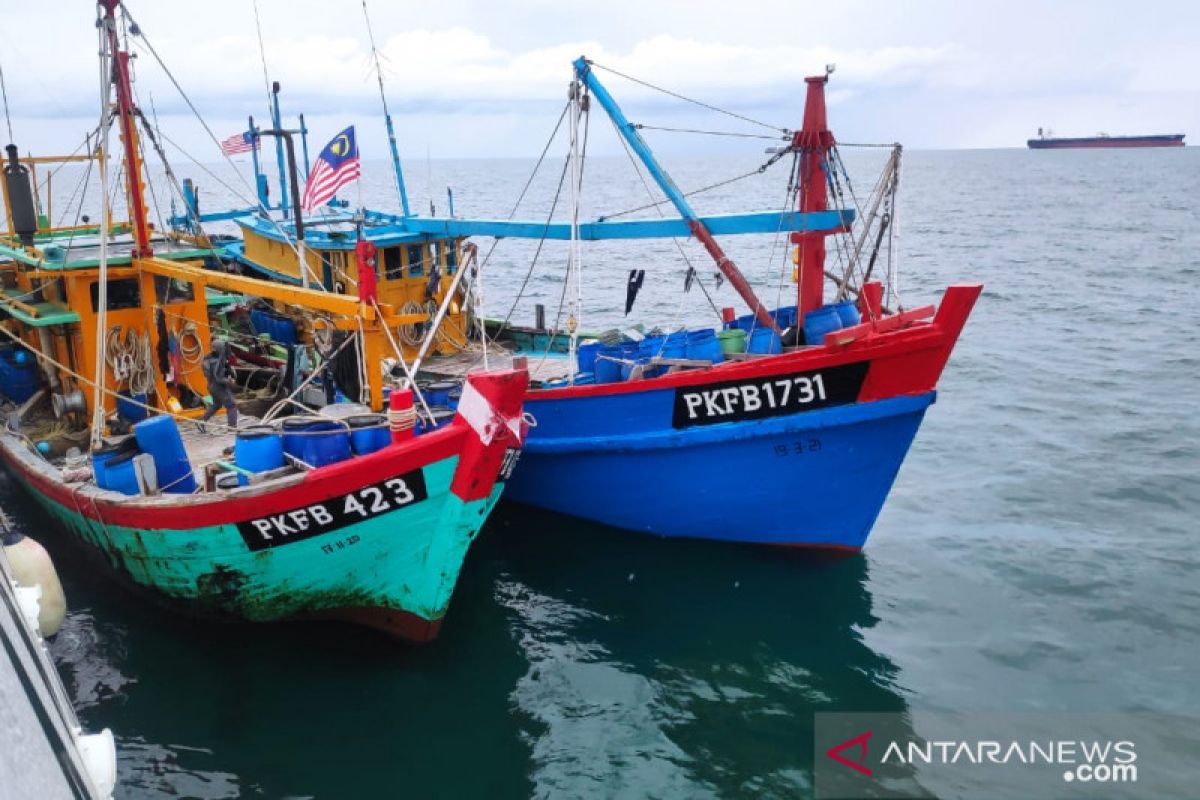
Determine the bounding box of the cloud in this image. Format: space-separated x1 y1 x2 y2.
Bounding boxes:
84 29 960 119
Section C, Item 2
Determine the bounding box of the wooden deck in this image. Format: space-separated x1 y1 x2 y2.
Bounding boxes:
419 344 572 384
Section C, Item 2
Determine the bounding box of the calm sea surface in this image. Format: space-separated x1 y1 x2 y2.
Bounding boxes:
2 146 1198 798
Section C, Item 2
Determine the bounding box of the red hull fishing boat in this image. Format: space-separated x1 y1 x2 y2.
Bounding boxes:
178 49 980 550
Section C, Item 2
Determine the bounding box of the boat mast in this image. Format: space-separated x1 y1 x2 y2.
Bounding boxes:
99 0 152 258
270 83 290 220
573 57 779 333
362 0 411 218
792 70 836 318
566 80 584 384
91 3 115 447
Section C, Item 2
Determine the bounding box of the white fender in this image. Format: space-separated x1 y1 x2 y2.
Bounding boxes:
77 728 118 799
4 536 67 636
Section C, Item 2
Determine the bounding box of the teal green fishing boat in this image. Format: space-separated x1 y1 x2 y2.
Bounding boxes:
0 0 528 643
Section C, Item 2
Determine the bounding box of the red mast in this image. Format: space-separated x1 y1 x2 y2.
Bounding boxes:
791 72 836 318
99 0 153 257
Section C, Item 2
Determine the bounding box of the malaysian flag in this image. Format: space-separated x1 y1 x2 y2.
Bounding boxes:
220 131 259 156
302 126 360 213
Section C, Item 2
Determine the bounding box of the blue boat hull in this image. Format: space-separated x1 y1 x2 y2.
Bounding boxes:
506 391 935 548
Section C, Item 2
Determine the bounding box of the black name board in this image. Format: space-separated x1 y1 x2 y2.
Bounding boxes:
236 469 428 551
671 362 868 428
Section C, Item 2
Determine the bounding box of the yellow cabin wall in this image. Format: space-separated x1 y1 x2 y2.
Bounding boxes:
6 263 212 421
240 230 471 357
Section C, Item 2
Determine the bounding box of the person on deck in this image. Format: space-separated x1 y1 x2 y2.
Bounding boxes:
199 340 238 430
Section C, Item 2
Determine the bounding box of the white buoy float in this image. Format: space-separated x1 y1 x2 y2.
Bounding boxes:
1 509 66 636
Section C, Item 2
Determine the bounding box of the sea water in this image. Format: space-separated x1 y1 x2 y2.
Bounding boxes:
0 146 1197 798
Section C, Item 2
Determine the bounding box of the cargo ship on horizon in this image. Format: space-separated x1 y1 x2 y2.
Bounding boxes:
1028 128 1185 149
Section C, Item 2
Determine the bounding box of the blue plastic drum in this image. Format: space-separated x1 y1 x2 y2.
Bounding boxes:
347 415 391 456
281 418 351 468
832 299 861 327
91 437 138 490
577 341 602 373
746 327 783 354
133 415 197 494
234 426 285 485
103 451 142 496
803 306 844 347
685 329 723 364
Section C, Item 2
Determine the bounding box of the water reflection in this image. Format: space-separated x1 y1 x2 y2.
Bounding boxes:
488 504 914 798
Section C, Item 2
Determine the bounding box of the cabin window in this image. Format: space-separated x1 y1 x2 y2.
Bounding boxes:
90 278 140 312
445 241 458 274
406 244 424 277
154 276 195 304
382 247 404 279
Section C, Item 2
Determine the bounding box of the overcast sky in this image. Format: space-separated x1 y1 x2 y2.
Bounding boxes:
0 0 1195 161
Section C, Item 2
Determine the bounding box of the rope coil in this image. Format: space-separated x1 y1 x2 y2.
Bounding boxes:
387 406 416 434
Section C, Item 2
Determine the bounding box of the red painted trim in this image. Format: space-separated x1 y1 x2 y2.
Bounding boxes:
532 285 981 404
450 368 529 501
823 305 935 347
4 425 464 530
533 313 940 401
298 604 444 644
2 366 531 529
776 541 861 554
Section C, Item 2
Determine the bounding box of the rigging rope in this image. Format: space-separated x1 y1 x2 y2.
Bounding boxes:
361 0 406 211
118 2 316 279
590 61 788 134
603 110 722 321
251 0 274 121
632 123 785 141
597 154 785 221
0 59 13 143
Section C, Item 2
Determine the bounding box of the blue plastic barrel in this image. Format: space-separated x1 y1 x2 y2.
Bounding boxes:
133 415 197 494
634 336 666 379
832 299 861 327
281 418 351 468
577 341 602 373
803 306 843 347
250 309 298 345
746 327 783 354
91 437 138 490
726 313 755 333
662 332 688 359
1 349 40 403
773 305 799 329
685 329 723 364
415 406 457 435
593 344 627 384
638 335 666 359
117 390 148 423
347 415 390 456
103 451 142 496
249 309 268 338
234 426 285 485
424 381 459 407
274 316 298 346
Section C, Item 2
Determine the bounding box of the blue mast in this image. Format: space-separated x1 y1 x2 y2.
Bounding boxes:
270 81 289 219
573 57 698 219
299 113 311 183
248 115 270 209
572 56 779 331
385 114 412 218
362 0 412 218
